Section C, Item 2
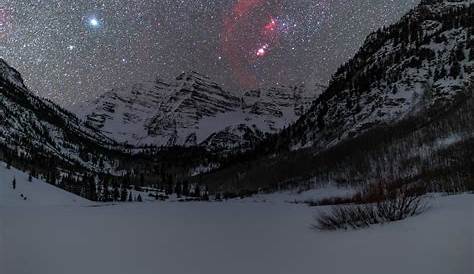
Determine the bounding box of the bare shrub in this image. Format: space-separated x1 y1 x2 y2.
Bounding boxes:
313 183 429 230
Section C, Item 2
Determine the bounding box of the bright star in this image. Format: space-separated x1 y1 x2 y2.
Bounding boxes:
256 44 269 57
88 17 100 27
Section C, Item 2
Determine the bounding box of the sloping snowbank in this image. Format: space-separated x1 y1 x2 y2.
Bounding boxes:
0 162 90 207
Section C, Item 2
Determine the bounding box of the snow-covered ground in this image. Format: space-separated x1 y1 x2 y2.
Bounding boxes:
0 163 472 274
0 164 90 207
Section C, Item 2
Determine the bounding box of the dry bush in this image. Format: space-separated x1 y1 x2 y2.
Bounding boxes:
313 183 429 230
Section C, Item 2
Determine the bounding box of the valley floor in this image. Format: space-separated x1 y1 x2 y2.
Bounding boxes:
0 166 472 274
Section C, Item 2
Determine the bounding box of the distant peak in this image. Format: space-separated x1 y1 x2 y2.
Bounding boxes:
176 71 210 82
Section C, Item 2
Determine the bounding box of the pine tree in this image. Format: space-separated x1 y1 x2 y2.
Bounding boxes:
102 181 110 202
175 183 182 198
137 194 143 202
12 178 16 189
455 45 465 61
449 61 461 78
140 173 145 187
89 180 98 201
128 192 133 202
120 187 128 202
194 184 201 198
112 184 120 202
165 181 173 195
182 181 189 197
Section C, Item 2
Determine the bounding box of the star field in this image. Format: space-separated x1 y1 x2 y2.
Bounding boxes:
0 0 419 106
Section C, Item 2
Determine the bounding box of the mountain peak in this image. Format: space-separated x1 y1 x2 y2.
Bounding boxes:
0 59 27 90
77 69 321 149
176 71 210 82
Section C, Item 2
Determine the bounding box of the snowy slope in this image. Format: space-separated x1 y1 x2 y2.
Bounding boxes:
0 58 116 173
77 78 174 144
283 0 473 151
75 72 324 151
0 191 471 274
0 162 89 207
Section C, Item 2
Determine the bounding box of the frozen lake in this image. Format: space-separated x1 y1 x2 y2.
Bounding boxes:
1 164 472 274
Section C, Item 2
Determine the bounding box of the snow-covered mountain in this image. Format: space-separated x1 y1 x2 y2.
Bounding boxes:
76 71 324 151
0 58 115 173
278 0 473 151
195 0 474 193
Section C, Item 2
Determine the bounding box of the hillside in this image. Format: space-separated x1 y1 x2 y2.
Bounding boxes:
0 58 133 198
279 0 473 151
0 59 117 171
0 161 89 207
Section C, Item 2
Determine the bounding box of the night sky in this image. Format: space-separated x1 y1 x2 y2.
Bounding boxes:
0 0 419 106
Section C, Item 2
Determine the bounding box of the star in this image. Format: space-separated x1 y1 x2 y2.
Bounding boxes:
88 17 100 28
256 44 269 57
